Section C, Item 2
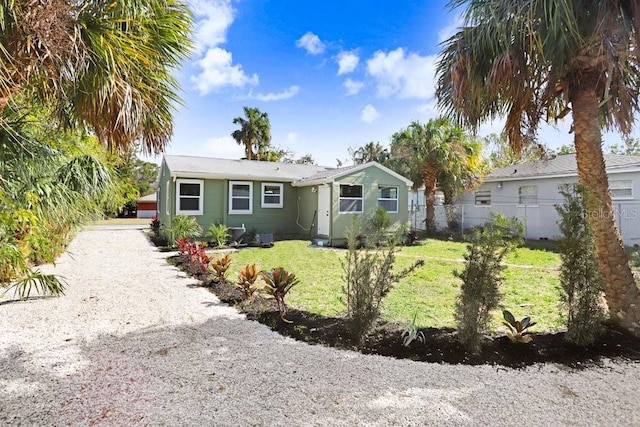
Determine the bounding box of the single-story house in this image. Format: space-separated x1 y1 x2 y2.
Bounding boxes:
136 192 158 218
156 155 413 245
456 153 640 245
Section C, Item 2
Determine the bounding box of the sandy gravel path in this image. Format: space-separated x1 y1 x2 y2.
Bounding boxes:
1 227 639 426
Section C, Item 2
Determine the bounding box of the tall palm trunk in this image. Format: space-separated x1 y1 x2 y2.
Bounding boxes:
422 167 438 235
570 73 640 335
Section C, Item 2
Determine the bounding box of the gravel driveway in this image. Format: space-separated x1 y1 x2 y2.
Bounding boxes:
1 227 639 426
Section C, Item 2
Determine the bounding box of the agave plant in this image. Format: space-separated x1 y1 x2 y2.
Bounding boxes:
260 267 300 320
502 310 537 344
236 263 259 299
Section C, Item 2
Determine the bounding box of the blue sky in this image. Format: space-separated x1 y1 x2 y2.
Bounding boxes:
151 0 639 167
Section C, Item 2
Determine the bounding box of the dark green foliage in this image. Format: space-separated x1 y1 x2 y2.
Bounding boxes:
502 310 536 343
207 223 230 247
167 215 202 243
556 185 605 346
454 214 523 353
342 217 425 344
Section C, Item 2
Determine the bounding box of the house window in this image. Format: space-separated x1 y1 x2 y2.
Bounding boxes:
165 180 170 215
378 186 398 212
339 184 363 213
475 190 491 206
610 180 633 199
176 179 203 215
518 185 538 205
261 183 283 208
229 181 253 214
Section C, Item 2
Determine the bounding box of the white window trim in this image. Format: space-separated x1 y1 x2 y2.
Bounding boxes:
378 185 399 213
339 184 364 214
610 180 633 200
261 182 284 208
176 179 204 215
165 180 170 215
229 181 253 214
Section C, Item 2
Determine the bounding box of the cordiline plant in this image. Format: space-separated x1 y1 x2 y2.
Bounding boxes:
210 254 232 283
502 310 536 344
260 267 300 321
237 263 259 299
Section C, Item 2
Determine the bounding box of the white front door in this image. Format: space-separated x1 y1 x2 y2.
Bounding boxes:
317 185 331 236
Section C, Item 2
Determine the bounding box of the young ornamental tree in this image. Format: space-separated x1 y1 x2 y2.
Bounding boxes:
436 0 640 336
556 185 606 346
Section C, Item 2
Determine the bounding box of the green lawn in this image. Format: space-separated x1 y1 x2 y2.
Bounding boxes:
220 239 564 332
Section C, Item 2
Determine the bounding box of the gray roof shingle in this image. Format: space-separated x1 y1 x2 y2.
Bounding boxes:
486 154 640 181
163 155 333 181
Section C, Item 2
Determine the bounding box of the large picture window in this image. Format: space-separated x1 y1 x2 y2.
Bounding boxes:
378 186 398 212
339 184 363 213
261 183 283 208
229 181 253 214
518 185 538 205
610 180 633 199
176 179 203 215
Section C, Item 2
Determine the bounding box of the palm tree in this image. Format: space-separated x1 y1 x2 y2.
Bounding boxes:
438 134 485 230
0 0 193 155
232 107 272 160
436 0 640 335
391 118 466 234
349 142 390 165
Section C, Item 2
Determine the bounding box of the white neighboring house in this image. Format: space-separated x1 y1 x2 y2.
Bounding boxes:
455 154 640 245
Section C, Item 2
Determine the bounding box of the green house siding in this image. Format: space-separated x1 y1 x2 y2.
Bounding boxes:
330 167 410 245
158 157 411 245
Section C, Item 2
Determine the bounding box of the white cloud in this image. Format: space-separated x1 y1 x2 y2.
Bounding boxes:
192 47 259 94
249 85 300 102
204 135 245 158
366 48 437 99
336 50 359 75
343 78 365 96
360 104 380 124
296 31 326 55
190 0 259 95
437 14 464 43
287 132 300 144
191 0 235 52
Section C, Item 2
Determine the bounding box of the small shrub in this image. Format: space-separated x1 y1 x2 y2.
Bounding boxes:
556 185 605 346
237 263 260 299
502 310 536 343
167 215 202 244
454 213 523 353
364 206 391 247
401 313 425 347
211 254 232 283
150 215 161 235
260 267 300 320
207 223 230 247
342 217 425 343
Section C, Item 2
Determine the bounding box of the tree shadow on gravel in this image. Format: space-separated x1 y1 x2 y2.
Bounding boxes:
169 255 640 370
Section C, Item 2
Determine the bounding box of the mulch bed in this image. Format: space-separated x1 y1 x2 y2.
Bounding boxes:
168 254 640 369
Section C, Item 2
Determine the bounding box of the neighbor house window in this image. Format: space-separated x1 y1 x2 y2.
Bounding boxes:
261 183 283 208
176 179 203 215
229 181 253 214
610 180 633 199
378 186 398 212
475 190 491 206
339 184 363 213
518 185 538 205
